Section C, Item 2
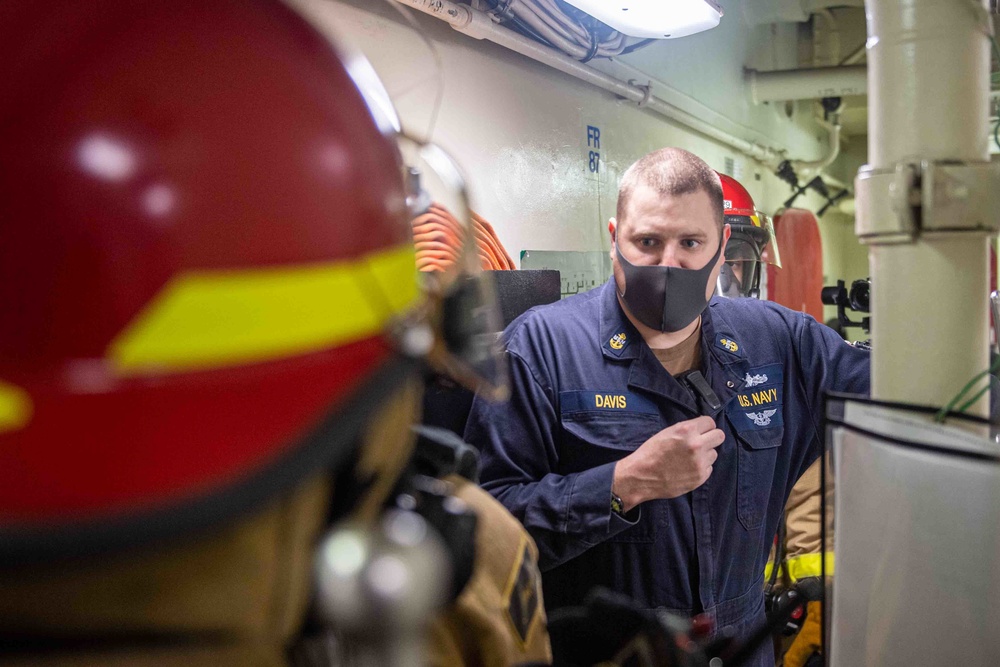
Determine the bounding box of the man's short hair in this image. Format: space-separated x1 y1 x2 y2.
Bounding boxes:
616 147 724 233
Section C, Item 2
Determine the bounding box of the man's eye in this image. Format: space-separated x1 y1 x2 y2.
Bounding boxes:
680 239 701 249
638 238 658 248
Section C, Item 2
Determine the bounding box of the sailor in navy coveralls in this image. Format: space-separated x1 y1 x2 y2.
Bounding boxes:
465 148 869 666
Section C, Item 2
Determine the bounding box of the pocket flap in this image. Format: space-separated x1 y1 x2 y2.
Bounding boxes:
733 424 782 450
561 412 660 452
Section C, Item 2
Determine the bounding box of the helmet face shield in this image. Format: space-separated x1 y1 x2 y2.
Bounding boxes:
754 213 781 269
717 237 762 299
394 135 508 402
716 210 781 300
715 262 747 299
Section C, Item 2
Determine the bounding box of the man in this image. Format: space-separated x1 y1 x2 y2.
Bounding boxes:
0 2 549 666
465 147 869 666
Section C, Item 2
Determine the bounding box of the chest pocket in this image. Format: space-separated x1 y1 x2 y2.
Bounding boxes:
725 365 784 532
559 390 661 543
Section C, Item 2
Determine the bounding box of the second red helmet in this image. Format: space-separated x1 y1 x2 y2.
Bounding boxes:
716 172 781 299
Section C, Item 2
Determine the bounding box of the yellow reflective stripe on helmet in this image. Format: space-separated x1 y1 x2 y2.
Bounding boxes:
109 244 419 375
0 380 32 434
764 552 835 583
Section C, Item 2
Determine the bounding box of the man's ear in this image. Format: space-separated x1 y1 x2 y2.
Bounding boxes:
717 223 732 267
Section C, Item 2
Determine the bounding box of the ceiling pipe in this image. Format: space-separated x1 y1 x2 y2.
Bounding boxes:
742 0 864 25
791 116 841 175
748 65 866 103
393 0 791 168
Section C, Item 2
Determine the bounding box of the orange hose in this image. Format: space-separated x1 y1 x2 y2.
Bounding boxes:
412 203 514 272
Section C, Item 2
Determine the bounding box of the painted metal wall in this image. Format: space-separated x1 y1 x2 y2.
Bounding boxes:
294 0 859 284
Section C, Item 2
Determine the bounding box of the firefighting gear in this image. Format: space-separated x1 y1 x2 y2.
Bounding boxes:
0 0 424 561
427 475 552 667
0 477 329 667
762 461 831 666
781 602 822 667
615 239 724 332
0 2 517 667
779 463 831 580
0 383 419 667
763 462 833 587
715 172 781 299
392 426 550 666
410 424 482 483
314 508 453 667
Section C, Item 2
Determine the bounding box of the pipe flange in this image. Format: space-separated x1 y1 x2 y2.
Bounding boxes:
856 161 1000 242
921 161 1000 232
855 163 917 241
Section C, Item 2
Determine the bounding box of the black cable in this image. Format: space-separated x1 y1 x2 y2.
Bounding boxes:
483 0 550 46
619 38 656 55
578 28 600 63
817 189 850 218
776 515 789 586
765 514 785 596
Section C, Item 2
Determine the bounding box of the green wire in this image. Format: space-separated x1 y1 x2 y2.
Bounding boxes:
935 353 1000 422
992 36 1000 151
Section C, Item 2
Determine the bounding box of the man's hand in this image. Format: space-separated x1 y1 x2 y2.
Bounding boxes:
612 416 724 511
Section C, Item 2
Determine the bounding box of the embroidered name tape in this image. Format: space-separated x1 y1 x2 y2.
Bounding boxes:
560 390 658 416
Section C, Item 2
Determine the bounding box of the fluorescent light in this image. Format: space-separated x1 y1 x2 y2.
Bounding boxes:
559 0 723 39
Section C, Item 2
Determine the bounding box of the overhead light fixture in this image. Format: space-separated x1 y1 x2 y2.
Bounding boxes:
558 0 723 39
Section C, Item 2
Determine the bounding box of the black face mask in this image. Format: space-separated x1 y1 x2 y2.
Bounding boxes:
615 237 724 333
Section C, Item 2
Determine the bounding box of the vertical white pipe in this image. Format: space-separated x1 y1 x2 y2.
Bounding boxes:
866 0 992 415
870 236 989 407
868 1 990 165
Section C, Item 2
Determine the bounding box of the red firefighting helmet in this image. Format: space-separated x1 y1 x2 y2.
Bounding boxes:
716 172 781 299
0 0 446 560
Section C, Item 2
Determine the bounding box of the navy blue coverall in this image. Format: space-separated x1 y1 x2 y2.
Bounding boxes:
464 279 870 665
